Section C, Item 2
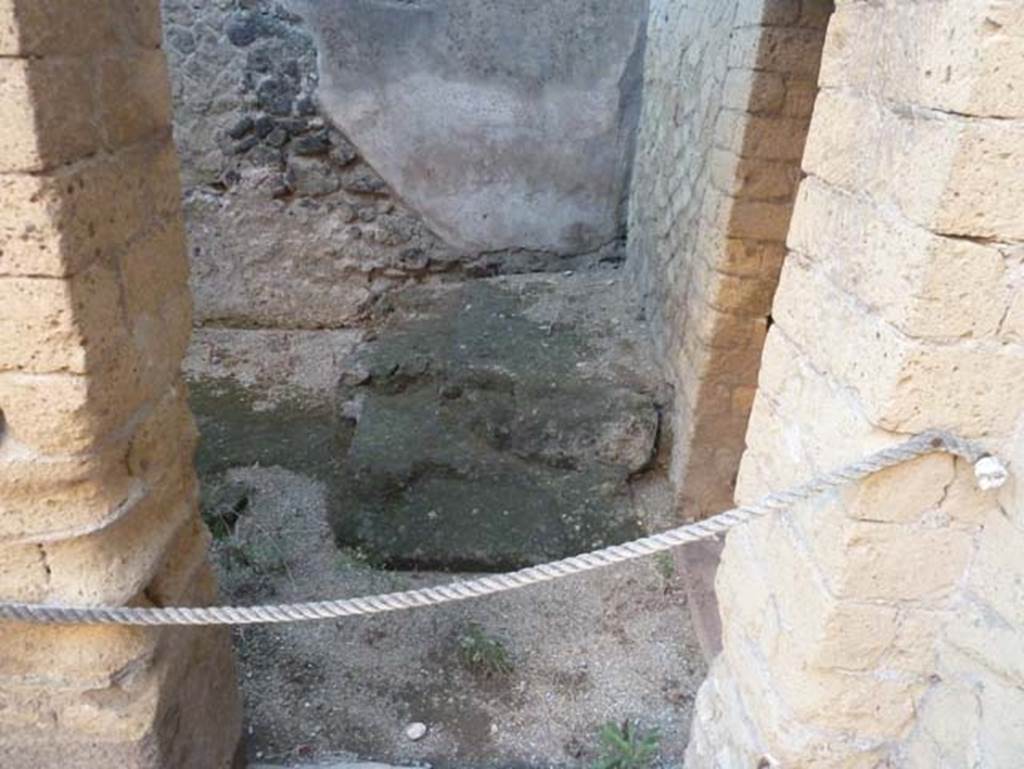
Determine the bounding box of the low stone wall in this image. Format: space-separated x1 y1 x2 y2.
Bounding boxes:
627 0 830 519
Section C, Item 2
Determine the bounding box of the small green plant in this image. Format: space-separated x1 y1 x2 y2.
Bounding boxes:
225 537 288 576
457 622 514 677
654 552 675 583
201 482 250 540
592 720 660 769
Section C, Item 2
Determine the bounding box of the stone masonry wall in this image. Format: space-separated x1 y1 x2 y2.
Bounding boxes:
686 1 1024 765
162 0 456 330
628 0 830 519
0 1 241 765
162 0 647 331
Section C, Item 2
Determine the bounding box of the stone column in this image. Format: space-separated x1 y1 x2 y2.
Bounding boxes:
0 1 242 766
686 0 1024 766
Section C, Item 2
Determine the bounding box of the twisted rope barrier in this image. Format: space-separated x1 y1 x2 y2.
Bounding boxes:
0 430 1007 626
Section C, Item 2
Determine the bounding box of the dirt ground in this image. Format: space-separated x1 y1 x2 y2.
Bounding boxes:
209 466 707 768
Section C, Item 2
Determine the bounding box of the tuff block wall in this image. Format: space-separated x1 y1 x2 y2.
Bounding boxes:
686 1 1024 765
628 0 831 519
0 1 242 765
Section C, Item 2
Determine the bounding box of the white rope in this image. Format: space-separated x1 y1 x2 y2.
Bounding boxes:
0 430 1006 627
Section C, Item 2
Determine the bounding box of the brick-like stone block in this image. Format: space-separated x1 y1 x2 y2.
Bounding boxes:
805 88 1024 240
0 261 129 375
98 50 174 149
711 148 801 201
110 0 165 50
733 0 801 28
798 513 974 603
771 254 1024 433
839 454 955 524
0 138 185 278
0 57 102 172
721 68 786 115
821 0 1024 118
119 218 191 321
0 470 197 605
788 176 1007 338
716 110 811 162
0 382 195 543
0 445 144 545
0 0 113 55
780 78 818 118
728 26 828 78
0 622 156 689
0 0 163 56
719 195 794 241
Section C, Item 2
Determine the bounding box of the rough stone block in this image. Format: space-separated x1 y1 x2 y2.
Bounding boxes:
821 0 1024 118
0 444 143 545
0 470 197 605
839 454 955 524
0 622 156 689
119 218 191 321
0 381 195 544
98 50 174 149
127 383 199 485
771 665 921 736
0 356 155 455
720 513 904 674
964 512 1024 630
733 328 902 502
801 89 957 222
788 176 1007 338
1 622 240 768
798 513 974 603
0 0 114 55
0 260 129 375
937 120 1024 240
771 254 1024 433
1002 286 1024 343
0 138 184 278
805 88 1024 239
0 57 101 172
143 518 211 607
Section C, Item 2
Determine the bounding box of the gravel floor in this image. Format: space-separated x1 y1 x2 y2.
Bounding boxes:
211 466 707 769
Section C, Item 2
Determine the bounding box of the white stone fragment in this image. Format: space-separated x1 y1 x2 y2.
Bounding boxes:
404 722 428 741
